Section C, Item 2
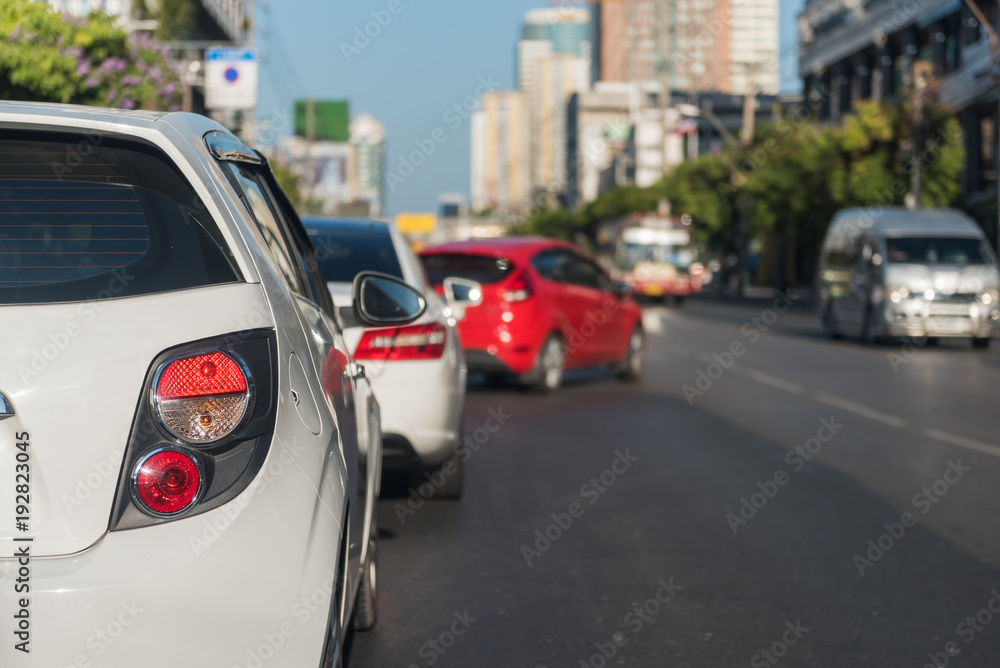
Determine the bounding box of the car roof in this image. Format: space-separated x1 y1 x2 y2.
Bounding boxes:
420 236 580 260
301 216 392 237
834 208 983 237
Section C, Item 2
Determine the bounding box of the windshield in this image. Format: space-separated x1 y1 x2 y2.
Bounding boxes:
885 236 995 265
620 242 694 270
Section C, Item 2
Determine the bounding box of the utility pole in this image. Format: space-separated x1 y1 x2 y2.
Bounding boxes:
961 0 1000 253
658 0 672 175
740 63 757 146
304 97 316 209
907 60 930 210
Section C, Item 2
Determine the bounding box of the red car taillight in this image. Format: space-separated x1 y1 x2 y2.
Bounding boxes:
133 448 203 515
355 323 447 361
502 271 533 303
154 351 251 444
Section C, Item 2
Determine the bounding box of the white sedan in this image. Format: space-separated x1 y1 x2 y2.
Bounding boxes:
303 217 478 499
0 102 426 667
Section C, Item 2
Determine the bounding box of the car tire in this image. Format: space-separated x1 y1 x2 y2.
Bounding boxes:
616 325 644 382
972 337 991 350
429 444 464 499
522 334 564 393
353 527 378 631
672 295 686 307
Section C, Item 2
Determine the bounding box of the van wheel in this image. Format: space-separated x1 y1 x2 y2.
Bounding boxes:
822 303 842 340
972 337 991 350
522 334 564 393
862 308 885 344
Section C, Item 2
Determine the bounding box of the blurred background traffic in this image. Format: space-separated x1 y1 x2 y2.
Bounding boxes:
5 0 1000 665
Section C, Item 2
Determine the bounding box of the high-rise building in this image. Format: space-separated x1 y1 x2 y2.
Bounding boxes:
533 52 591 195
522 7 594 59
592 0 779 95
350 113 386 219
470 92 531 214
515 8 593 198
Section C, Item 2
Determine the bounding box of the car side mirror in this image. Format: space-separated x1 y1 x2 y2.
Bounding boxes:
443 277 483 306
352 272 426 326
613 282 632 299
441 277 483 323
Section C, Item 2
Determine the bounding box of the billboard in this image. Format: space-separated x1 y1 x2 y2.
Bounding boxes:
294 100 350 142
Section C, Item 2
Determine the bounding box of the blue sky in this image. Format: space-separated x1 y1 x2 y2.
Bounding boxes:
256 0 804 217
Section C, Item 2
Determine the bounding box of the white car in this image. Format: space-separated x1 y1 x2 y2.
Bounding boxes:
303 217 478 498
0 102 428 667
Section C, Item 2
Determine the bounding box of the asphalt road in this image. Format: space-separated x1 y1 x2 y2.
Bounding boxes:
348 294 1000 668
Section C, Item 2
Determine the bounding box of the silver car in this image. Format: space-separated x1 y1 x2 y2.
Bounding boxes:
818 207 1000 347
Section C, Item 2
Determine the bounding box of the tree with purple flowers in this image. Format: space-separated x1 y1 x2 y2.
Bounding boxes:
0 0 181 110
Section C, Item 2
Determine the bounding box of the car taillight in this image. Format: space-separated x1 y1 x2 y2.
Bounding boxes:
132 448 203 516
502 272 533 302
355 323 447 361
154 350 251 444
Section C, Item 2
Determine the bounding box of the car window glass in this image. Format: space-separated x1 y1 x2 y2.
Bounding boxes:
569 254 607 290
228 164 307 298
309 230 404 283
421 254 514 285
531 249 572 283
0 132 239 305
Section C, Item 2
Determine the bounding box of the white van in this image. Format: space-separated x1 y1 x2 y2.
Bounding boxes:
817 207 1000 348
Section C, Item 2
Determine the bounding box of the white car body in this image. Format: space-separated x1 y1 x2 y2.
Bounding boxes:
0 103 392 667
303 219 466 478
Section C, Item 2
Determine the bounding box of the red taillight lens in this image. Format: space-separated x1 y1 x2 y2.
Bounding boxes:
354 323 447 361
133 449 202 515
155 351 250 443
502 271 533 302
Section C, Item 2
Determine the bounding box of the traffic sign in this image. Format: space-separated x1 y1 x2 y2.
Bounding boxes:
205 47 258 111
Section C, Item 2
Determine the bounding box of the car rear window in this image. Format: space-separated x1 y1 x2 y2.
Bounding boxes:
0 131 239 304
421 253 514 285
308 229 403 282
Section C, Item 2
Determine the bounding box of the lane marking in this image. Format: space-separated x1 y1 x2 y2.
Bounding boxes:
813 392 909 428
924 429 1000 458
744 369 806 395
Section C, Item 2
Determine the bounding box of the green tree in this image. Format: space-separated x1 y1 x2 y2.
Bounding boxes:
0 0 181 109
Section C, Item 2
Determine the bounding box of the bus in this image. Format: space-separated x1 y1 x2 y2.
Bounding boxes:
596 213 704 304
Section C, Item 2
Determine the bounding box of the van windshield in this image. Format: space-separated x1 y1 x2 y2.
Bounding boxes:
884 236 994 265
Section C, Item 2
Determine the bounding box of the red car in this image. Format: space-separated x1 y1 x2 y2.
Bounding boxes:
420 237 645 391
